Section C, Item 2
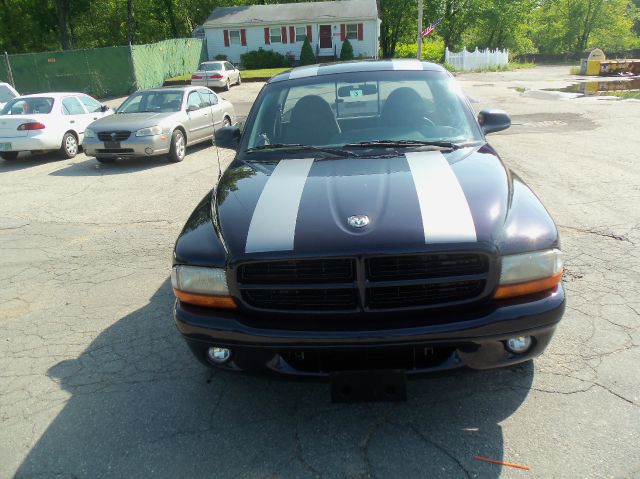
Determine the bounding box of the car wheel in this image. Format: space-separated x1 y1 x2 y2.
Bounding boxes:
0 152 19 161
225 78 231 91
223 116 231 128
168 129 186 163
60 132 78 159
237 74 242 86
96 156 115 164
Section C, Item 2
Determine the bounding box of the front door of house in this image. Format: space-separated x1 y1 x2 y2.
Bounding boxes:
319 25 332 49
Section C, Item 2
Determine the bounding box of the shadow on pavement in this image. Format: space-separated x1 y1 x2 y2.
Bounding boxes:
49 143 216 177
16 279 533 478
0 151 63 172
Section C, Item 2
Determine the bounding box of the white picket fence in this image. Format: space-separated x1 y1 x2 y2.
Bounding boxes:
445 47 509 71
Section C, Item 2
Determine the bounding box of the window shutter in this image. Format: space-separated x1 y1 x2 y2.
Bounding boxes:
306 25 312 42
340 24 346 41
358 23 363 41
281 26 287 44
241 29 247 46
264 27 270 45
223 29 229 47
289 26 295 43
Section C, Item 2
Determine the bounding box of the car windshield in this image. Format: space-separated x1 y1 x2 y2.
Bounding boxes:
0 84 17 103
241 69 482 157
200 63 222 71
0 97 54 115
117 91 183 113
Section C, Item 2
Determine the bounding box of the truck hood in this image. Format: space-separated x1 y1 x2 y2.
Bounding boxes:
216 146 516 259
88 112 175 131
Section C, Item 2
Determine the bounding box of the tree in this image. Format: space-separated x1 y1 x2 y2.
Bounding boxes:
299 36 315 65
340 38 354 60
379 0 416 57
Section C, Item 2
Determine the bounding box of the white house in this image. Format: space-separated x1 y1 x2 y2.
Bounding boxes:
202 0 380 65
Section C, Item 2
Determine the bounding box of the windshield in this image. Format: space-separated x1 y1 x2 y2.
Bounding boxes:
0 97 54 115
117 91 183 113
241 70 481 156
200 63 222 72
0 84 17 103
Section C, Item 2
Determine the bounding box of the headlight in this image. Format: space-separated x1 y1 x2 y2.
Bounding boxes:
136 125 163 137
85 128 96 138
171 265 236 309
495 249 563 300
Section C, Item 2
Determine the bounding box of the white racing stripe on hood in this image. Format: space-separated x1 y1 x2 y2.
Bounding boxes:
245 158 315 253
406 151 477 243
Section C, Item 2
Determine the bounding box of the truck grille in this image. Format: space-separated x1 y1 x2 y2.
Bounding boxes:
97 131 131 142
236 253 492 312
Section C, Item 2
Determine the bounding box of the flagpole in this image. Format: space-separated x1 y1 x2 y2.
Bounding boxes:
417 0 423 59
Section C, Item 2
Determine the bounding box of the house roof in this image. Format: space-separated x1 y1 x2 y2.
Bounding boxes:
203 0 378 28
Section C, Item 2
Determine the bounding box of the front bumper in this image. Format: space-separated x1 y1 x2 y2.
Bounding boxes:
191 78 227 88
83 135 170 158
174 285 565 378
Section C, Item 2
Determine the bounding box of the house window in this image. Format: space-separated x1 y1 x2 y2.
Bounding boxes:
269 27 282 43
295 26 307 42
346 24 358 40
229 30 241 45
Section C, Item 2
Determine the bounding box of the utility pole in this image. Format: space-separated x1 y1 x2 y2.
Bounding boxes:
417 0 423 59
127 0 135 46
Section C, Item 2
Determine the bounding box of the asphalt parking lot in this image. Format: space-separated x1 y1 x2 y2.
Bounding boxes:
1 66 639 478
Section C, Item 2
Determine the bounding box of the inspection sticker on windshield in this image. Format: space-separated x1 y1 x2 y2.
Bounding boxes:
349 89 363 98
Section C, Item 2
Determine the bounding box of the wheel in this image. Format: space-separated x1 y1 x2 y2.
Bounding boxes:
60 132 78 159
225 78 231 91
96 156 115 164
237 74 241 86
0 152 19 161
222 116 231 127
168 129 186 163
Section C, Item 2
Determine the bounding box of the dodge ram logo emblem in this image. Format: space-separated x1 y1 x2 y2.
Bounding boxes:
347 215 370 228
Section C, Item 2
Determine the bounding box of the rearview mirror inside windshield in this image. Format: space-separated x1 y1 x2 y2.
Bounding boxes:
337 84 378 98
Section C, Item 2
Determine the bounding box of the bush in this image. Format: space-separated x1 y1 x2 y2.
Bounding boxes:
299 36 316 66
394 40 445 62
340 38 354 61
214 54 227 61
240 48 289 69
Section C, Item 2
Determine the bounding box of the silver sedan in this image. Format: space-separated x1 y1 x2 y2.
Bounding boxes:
84 86 236 163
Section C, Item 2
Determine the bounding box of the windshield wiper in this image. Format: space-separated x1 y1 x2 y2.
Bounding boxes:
245 143 354 158
343 140 476 150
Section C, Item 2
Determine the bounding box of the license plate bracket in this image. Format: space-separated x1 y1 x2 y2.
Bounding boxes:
0 143 12 151
330 369 407 403
104 141 121 149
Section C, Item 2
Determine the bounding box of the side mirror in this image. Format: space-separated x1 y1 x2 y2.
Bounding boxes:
100 104 109 112
214 126 241 150
478 109 511 135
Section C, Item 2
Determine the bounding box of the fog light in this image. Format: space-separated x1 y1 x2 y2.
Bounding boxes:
145 147 154 155
207 346 231 364
505 336 532 354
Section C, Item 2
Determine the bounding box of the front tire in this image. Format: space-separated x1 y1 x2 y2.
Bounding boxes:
225 78 231 91
60 132 78 159
222 116 231 127
168 129 186 163
237 74 241 86
0 152 19 161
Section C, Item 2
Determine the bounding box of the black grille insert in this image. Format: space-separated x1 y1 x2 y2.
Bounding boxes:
367 280 486 309
97 131 131 142
367 253 488 281
239 259 355 284
243 288 358 311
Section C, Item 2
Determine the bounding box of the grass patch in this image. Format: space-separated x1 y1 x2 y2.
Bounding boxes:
441 62 536 74
166 67 290 83
240 67 289 78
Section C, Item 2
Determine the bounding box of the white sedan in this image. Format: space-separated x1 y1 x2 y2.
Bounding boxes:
0 92 113 161
191 61 241 91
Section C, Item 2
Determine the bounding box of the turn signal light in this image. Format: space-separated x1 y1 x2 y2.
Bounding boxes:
173 288 237 309
17 122 46 131
494 270 563 300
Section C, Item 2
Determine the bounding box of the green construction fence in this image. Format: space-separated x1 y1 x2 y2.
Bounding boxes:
0 38 206 99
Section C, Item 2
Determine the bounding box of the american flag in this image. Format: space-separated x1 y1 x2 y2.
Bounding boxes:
421 18 443 37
